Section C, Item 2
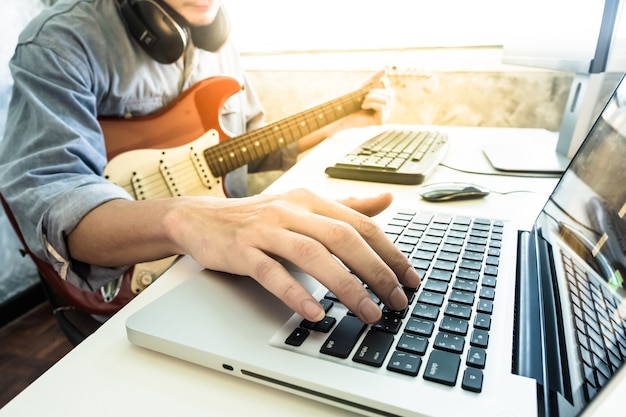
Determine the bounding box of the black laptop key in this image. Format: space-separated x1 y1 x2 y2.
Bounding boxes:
353 330 395 367
397 333 429 355
371 313 403 334
434 331 465 354
440 316 469 335
461 367 484 393
470 329 490 348
424 279 449 294
444 302 472 320
412 303 440 320
466 346 487 369
285 327 310 347
423 350 461 386
387 351 422 376
474 313 492 330
320 315 366 359
300 315 336 332
477 299 494 314
405 317 435 337
448 290 475 305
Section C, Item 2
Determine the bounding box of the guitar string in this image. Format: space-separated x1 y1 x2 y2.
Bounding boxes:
205 88 369 176
209 88 367 158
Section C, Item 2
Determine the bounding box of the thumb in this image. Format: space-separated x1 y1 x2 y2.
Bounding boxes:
336 192 393 217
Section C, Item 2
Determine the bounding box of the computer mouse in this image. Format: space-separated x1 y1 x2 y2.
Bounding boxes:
418 182 490 202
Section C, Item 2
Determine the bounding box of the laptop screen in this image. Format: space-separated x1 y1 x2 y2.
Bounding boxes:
531 74 626 416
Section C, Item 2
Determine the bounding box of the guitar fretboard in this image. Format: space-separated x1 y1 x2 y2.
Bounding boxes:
204 86 371 177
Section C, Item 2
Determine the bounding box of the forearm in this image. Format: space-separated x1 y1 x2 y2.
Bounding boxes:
67 198 182 267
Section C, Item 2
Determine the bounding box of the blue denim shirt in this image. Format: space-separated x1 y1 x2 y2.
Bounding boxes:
0 0 298 291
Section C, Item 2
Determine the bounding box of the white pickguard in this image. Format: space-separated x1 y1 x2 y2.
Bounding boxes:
104 129 226 200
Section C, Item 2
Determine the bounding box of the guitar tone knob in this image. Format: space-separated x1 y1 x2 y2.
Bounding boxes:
138 271 155 287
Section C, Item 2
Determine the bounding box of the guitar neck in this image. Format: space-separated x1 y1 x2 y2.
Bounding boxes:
204 85 371 177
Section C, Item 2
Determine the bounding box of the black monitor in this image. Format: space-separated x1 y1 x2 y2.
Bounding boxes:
484 0 625 173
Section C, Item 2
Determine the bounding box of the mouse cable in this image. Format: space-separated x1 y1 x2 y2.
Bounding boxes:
438 163 562 179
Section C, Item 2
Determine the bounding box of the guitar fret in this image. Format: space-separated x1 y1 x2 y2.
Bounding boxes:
205 85 371 177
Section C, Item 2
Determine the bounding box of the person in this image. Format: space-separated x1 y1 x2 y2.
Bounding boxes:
0 0 420 325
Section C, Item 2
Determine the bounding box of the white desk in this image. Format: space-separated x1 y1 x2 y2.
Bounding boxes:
1 125 623 417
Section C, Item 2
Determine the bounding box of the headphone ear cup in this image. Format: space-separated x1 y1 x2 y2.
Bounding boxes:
189 6 231 52
119 0 187 64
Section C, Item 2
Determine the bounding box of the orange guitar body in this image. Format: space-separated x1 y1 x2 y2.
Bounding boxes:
100 76 241 160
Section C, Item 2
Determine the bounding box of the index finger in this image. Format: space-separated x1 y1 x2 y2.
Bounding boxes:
287 190 422 292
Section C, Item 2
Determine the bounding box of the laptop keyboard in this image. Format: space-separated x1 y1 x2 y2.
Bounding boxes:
562 252 626 402
324 129 448 185
280 209 504 393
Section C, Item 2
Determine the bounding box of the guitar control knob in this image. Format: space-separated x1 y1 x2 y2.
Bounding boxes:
138 271 155 287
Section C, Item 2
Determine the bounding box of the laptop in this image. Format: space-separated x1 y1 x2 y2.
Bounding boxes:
126 75 626 417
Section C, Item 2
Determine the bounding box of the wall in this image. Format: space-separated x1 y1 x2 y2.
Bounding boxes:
247 69 573 128
244 67 575 194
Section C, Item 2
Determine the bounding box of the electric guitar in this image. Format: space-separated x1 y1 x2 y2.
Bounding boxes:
100 75 383 293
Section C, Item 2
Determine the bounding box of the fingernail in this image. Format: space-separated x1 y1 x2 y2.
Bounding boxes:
388 286 408 311
406 267 421 288
358 298 382 323
303 299 325 322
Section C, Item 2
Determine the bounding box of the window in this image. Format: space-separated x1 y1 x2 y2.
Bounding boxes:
227 0 505 54
226 0 615 73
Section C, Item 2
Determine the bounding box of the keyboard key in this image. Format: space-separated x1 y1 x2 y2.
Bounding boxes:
300 315 336 332
477 299 494 314
353 330 395 367
444 302 472 320
474 313 492 330
423 350 461 386
448 290 475 305
470 329 490 348
320 316 366 359
466 346 487 369
285 327 310 346
479 287 496 300
423 279 449 294
429 269 453 282
434 331 465 354
387 351 422 376
453 279 478 292
397 333 429 355
439 317 469 335
412 303 440 320
418 291 445 306
405 317 435 337
371 314 403 334
462 367 484 392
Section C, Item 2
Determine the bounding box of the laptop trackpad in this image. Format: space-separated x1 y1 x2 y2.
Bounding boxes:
126 266 323 353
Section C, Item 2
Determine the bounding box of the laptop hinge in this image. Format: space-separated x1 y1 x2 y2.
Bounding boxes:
515 228 572 417
513 230 545 385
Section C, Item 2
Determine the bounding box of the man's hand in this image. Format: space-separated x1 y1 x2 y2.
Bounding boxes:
359 68 395 124
324 69 395 134
163 189 420 324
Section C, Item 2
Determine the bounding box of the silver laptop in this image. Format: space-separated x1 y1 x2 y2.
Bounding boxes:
126 75 626 417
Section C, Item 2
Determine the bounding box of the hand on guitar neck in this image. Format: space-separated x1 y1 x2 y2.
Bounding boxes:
296 69 395 153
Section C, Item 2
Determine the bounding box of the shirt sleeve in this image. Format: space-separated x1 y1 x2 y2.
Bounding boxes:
0 41 131 292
